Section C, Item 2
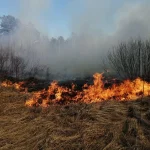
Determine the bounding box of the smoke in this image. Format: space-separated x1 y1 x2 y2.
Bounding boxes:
71 0 150 36
20 0 49 20
70 0 111 35
1 0 150 79
19 0 50 33
59 0 150 77
114 2 150 40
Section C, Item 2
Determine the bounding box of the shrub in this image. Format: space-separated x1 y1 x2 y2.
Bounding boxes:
108 39 150 79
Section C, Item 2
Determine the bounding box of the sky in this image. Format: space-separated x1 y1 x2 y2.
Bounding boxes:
0 0 148 38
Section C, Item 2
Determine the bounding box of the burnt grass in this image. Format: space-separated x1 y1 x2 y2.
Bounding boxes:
0 86 150 150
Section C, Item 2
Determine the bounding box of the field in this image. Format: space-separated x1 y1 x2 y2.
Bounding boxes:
0 87 150 150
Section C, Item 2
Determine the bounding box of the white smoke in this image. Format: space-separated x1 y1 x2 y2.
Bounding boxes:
19 0 50 33
2 0 150 78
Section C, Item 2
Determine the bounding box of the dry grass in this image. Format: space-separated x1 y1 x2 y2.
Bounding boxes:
0 87 150 150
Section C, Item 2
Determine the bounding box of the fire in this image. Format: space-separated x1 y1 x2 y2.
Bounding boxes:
25 81 75 107
1 80 27 92
1 73 149 107
1 80 13 87
25 73 150 107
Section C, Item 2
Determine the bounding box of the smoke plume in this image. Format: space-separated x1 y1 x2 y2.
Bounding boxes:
1 0 150 79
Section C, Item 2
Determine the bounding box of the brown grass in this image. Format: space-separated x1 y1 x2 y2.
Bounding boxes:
0 87 150 150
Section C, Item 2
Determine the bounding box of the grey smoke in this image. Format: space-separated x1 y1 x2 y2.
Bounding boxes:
2 0 150 78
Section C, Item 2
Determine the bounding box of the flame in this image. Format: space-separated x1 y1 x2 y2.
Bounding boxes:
25 81 74 107
1 73 149 107
25 73 150 107
1 80 27 92
1 80 13 87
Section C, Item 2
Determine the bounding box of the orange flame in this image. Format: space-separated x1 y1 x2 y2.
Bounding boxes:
1 80 27 92
1 80 13 87
25 73 150 107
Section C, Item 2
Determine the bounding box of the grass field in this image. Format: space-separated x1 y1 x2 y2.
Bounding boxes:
0 87 150 150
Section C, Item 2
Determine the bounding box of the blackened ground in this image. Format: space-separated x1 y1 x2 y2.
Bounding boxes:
1 75 122 93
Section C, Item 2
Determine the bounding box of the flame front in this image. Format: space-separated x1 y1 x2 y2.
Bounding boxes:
25 73 150 107
1 73 149 107
1 80 27 92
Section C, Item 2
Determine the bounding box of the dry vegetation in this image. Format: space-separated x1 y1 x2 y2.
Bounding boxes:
0 87 150 150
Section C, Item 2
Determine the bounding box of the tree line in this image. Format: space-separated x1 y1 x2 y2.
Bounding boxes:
0 15 150 80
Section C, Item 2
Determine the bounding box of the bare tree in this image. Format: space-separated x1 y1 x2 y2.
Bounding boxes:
10 55 27 79
0 47 9 72
108 39 150 80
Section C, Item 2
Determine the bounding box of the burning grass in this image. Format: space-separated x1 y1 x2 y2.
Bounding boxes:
24 73 150 107
0 86 150 149
1 73 150 149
